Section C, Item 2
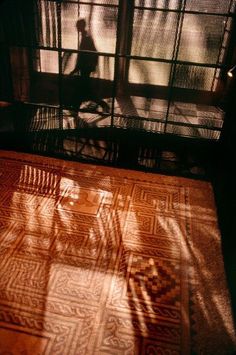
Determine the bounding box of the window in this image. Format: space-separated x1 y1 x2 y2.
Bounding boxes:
1 0 235 139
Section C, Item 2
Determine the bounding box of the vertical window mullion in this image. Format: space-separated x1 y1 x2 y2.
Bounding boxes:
164 0 187 134
111 0 135 128
57 0 63 130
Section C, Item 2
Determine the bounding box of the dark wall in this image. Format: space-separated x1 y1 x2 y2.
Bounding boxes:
0 0 36 102
213 74 236 326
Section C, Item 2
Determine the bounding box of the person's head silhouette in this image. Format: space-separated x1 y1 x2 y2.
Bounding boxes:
76 19 86 34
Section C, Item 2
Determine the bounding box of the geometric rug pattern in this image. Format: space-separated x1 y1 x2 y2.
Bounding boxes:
0 150 235 354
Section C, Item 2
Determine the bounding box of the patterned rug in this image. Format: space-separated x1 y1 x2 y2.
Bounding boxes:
0 150 235 354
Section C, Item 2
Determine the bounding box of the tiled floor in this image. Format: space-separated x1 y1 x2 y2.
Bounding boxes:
0 150 235 354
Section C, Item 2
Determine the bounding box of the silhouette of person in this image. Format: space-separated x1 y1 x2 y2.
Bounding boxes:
70 19 98 78
70 19 98 105
70 18 109 116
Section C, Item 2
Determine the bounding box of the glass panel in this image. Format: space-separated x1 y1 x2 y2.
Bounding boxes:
134 0 180 10
185 0 233 13
129 60 171 86
166 124 221 139
61 4 118 53
172 65 215 90
114 96 168 121
168 101 199 127
167 101 224 127
178 14 229 64
65 0 118 4
61 3 80 50
37 50 59 73
37 0 58 47
131 9 178 59
28 106 60 131
113 115 165 132
62 52 114 79
96 55 115 81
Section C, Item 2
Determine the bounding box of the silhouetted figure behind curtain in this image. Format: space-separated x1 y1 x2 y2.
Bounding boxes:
70 19 98 107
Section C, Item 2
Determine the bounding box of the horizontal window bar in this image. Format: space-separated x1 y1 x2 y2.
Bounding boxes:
3 43 227 69
134 6 235 18
41 0 118 9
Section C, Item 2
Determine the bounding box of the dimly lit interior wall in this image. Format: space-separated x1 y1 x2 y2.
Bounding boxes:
213 71 236 325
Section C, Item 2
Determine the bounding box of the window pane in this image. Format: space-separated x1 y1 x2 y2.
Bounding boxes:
65 0 118 4
113 115 165 132
131 9 178 59
37 0 58 47
114 96 168 121
185 0 234 13
61 3 80 50
167 101 224 127
178 14 231 64
134 0 180 10
28 106 60 131
173 65 215 90
129 60 171 86
62 52 114 80
62 4 118 53
37 50 59 73
166 124 221 139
